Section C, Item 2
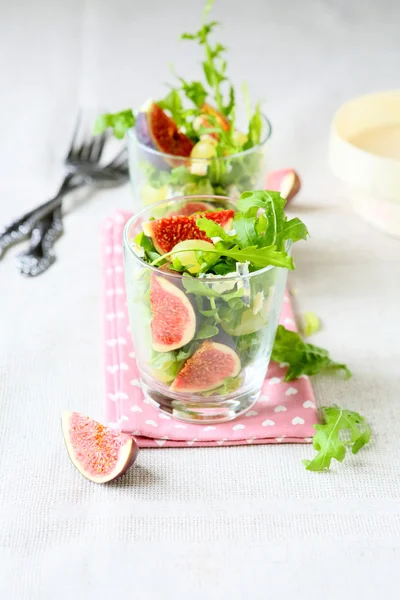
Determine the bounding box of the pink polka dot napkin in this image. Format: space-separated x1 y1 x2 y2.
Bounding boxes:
102 211 318 447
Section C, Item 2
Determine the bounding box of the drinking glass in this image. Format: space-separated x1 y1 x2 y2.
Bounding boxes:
127 113 272 211
123 195 288 423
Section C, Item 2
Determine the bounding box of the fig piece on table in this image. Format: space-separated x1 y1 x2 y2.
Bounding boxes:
265 169 301 203
62 412 139 484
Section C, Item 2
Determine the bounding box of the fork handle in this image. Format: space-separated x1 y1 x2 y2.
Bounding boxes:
0 175 83 259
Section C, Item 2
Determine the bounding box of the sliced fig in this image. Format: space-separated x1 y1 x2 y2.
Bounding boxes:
136 101 194 160
142 209 235 254
150 274 196 352
170 341 241 393
166 201 215 217
265 169 301 203
62 412 139 484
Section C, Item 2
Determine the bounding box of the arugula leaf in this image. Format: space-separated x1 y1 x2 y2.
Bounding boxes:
237 190 309 249
157 89 184 125
275 217 309 248
169 166 197 186
180 0 230 116
181 274 222 297
195 217 233 243
236 331 263 366
158 243 294 270
178 79 208 108
140 162 172 188
203 0 215 19
233 208 260 248
224 85 235 117
237 190 284 213
94 109 135 139
272 325 351 381
176 343 198 361
245 102 263 148
170 257 185 272
217 244 294 270
304 406 371 471
195 321 220 340
134 232 161 263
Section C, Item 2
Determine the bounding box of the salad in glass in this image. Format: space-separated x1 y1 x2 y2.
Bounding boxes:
95 0 271 210
123 190 308 422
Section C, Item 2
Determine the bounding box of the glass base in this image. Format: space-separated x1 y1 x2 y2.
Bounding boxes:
139 370 260 423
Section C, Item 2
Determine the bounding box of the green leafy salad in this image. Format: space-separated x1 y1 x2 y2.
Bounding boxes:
131 190 307 393
95 0 268 203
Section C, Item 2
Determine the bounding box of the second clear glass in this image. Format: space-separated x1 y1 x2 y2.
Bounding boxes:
127 113 272 212
123 195 289 423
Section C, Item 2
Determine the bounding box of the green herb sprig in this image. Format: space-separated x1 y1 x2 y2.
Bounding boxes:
272 325 351 382
304 406 371 471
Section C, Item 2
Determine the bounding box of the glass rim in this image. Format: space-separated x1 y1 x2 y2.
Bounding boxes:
123 194 277 281
126 112 272 162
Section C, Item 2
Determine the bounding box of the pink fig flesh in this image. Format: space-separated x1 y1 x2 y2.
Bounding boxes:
265 169 301 202
62 411 139 483
170 341 241 393
142 209 234 255
150 274 196 352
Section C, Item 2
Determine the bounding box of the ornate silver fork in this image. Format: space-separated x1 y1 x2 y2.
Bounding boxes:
0 117 129 276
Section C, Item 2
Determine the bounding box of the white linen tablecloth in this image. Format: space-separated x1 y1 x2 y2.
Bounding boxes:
0 0 399 598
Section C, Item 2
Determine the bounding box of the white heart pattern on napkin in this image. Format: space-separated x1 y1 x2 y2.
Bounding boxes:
303 400 316 409
244 411 258 417
285 387 298 396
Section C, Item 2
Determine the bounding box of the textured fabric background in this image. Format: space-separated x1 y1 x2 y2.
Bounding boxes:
0 0 399 598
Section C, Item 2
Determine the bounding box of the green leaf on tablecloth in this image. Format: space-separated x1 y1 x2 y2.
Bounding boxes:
304 406 371 472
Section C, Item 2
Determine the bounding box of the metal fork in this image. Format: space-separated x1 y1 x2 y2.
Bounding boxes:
0 117 107 260
17 146 129 276
0 116 129 276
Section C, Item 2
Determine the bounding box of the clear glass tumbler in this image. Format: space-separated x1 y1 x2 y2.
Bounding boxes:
123 195 289 423
127 113 272 212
